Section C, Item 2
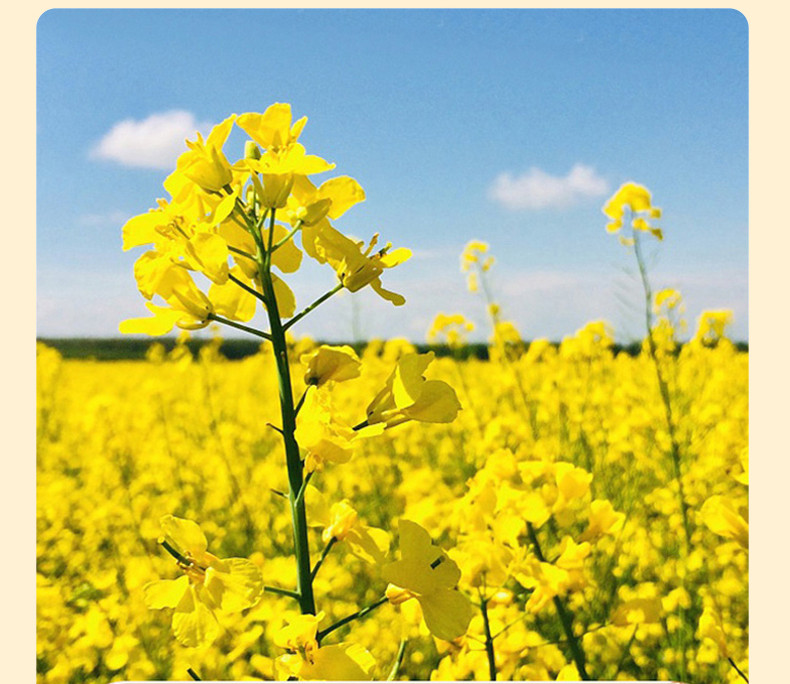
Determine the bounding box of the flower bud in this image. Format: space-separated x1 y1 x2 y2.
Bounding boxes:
244 140 261 160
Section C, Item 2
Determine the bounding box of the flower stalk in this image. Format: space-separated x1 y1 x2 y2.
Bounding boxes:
256 209 317 616
479 592 498 681
527 522 590 680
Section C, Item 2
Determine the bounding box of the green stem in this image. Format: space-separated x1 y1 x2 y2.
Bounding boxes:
187 667 201 681
264 585 301 601
632 230 691 548
257 209 316 616
479 593 498 681
295 386 310 417
294 471 313 508
477 265 533 430
311 537 337 581
229 272 267 303
728 657 749 683
159 539 192 567
284 283 344 331
228 245 257 261
611 624 637 679
316 595 389 642
272 220 303 251
386 639 408 681
206 313 271 341
527 523 590 680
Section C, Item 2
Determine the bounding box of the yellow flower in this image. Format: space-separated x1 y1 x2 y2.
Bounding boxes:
692 310 733 346
382 519 473 641
120 265 213 335
553 462 592 511
237 103 308 152
274 611 324 658
697 605 730 658
654 288 682 313
611 597 663 626
427 313 475 347
700 495 748 548
302 345 362 387
366 352 462 428
143 515 263 648
175 115 236 192
602 182 662 238
296 643 376 681
307 488 390 565
305 226 411 305
579 499 625 541
237 103 335 176
286 174 366 228
295 389 384 472
460 240 489 272
274 612 377 680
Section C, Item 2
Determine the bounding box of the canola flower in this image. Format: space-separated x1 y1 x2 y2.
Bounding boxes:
36 314 747 682
35 113 747 684
109 103 464 680
144 516 263 648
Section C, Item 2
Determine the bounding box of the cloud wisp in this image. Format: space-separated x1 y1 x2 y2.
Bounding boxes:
489 163 609 210
90 110 212 170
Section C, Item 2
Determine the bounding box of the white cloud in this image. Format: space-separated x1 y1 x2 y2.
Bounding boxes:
90 110 212 170
77 210 130 227
489 163 609 210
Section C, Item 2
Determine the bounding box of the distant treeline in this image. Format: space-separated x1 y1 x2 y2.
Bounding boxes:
37 337 748 361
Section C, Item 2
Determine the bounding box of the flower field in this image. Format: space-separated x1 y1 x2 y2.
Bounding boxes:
36 319 747 682
36 104 748 683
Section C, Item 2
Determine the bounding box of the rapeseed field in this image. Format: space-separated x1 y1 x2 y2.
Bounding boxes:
36 104 747 683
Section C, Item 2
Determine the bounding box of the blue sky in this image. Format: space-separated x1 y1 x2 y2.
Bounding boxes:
36 8 748 342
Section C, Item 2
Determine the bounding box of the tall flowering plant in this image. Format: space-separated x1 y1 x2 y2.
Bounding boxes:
121 103 468 678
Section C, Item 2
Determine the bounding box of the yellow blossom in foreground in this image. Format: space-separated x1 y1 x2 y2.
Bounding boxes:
143 516 263 648
120 266 213 335
176 115 236 193
274 612 376 680
321 229 411 305
382 519 473 641
295 389 383 472
366 352 462 427
307 487 390 565
302 345 362 387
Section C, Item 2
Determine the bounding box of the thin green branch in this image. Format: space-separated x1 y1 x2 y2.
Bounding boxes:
294 472 313 508
228 272 267 303
187 667 201 681
632 229 691 547
159 539 192 567
611 624 638 679
228 245 256 261
479 591 498 681
387 639 408 681
295 386 311 417
316 595 389 643
272 220 303 252
264 585 302 601
311 537 337 581
527 522 590 680
283 283 344 331
728 657 749 683
206 313 271 341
